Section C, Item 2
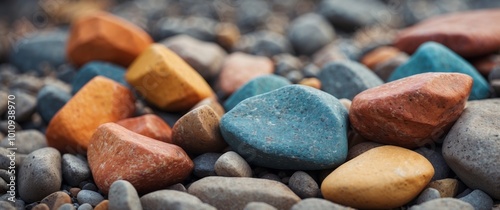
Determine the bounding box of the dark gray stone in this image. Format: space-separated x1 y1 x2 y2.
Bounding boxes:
235 31 293 57
0 130 46 154
290 198 353 210
9 75 44 95
140 190 216 210
415 147 450 181
62 154 91 187
287 13 335 55
36 85 71 123
77 190 104 207
72 61 128 95
489 66 500 82
458 189 494 210
81 183 98 192
409 198 474 210
109 180 142 210
318 0 391 31
193 153 222 178
260 173 281 182
243 202 277 210
152 16 217 42
11 90 36 123
215 151 252 177
416 188 441 204
236 0 270 34
373 54 409 82
288 171 319 198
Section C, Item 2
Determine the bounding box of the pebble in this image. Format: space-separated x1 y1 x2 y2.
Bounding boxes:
319 60 383 100
288 171 319 198
193 153 222 178
61 154 91 187
140 190 216 210
312 41 350 68
321 145 434 209
125 44 213 111
243 202 277 210
361 46 405 70
18 147 62 203
108 180 142 210
287 13 334 55
116 114 173 143
58 203 76 210
236 0 270 33
0 130 46 154
171 105 227 154
409 198 474 210
152 16 218 42
94 200 108 210
0 91 7 115
388 42 490 100
40 191 72 210
298 78 321 89
427 178 459 198
220 85 348 170
45 76 135 154
0 200 16 210
70 188 81 198
36 85 71 123
214 151 252 177
77 203 93 210
235 31 293 57
82 183 98 191
350 73 472 148
77 190 104 207
166 183 187 192
190 97 225 117
260 173 281 182
489 65 500 81
373 54 409 82
415 147 451 181
224 75 291 111
161 35 226 81
67 12 152 67
12 90 36 123
188 176 300 210
395 9 500 58
32 203 50 210
216 23 241 50
346 141 383 160
416 188 441 204
87 123 193 194
290 198 354 210
71 61 128 95
216 52 274 98
458 189 494 210
442 99 500 200
318 0 391 31
10 74 45 94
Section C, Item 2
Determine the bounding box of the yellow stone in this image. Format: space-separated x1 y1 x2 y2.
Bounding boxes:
126 44 214 111
321 145 434 209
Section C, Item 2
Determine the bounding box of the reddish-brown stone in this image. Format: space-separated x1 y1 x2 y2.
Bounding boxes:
349 73 472 148
395 9 500 58
88 123 193 194
116 114 172 143
361 46 403 70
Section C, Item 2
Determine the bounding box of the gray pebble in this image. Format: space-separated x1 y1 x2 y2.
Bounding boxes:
288 171 320 198
193 153 221 178
458 189 494 210
140 190 216 210
58 203 76 210
36 85 71 123
0 147 23 170
373 54 408 82
416 188 441 204
0 121 21 135
287 13 335 55
109 180 142 210
11 90 36 123
243 202 277 210
0 130 47 154
0 178 7 193
62 154 91 187
166 183 187 192
82 183 98 192
260 173 281 182
77 203 93 210
10 75 44 94
290 198 354 210
0 201 15 210
214 151 252 177
77 190 104 207
409 198 474 210
415 147 450 181
489 66 500 82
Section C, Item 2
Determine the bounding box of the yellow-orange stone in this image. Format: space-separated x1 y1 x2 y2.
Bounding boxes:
46 76 135 154
321 145 434 209
126 44 214 111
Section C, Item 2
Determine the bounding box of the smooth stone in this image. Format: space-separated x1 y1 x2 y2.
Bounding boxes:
312 41 350 68
361 46 404 70
70 188 81 198
427 178 459 198
93 200 108 210
260 173 281 182
0 201 15 210
235 31 292 57
61 154 90 187
236 0 270 33
224 75 291 111
214 151 252 177
77 190 104 207
319 60 383 100
287 13 334 55
459 189 494 210
88 123 193 194
346 141 383 160
0 130 47 154
290 198 354 210
188 177 300 210
318 0 391 31
152 16 218 42
10 74 45 94
108 180 142 210
216 22 241 49
11 90 36 123
298 78 321 89
321 145 434 209
82 183 98 191
190 97 225 117
40 191 72 210
36 85 71 123
116 114 173 143
388 42 490 100
166 183 187 192
273 54 303 78
140 190 216 210
442 99 500 199
416 188 441 204
373 54 409 82
58 203 76 210
77 203 93 210
409 198 474 210
415 147 450 181
243 202 278 210
350 73 472 148
71 61 128 95
125 44 213 112
288 171 319 198
32 203 50 210
192 153 222 178
18 147 62 203
0 91 7 115
0 147 24 169
220 85 348 170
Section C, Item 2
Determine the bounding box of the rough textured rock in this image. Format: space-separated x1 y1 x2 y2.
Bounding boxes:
214 151 252 177
288 171 320 198
350 73 472 148
108 180 142 210
190 97 225 117
427 178 459 198
140 190 216 210
72 61 128 94
290 198 354 210
409 198 474 210
116 114 172 143
287 13 335 55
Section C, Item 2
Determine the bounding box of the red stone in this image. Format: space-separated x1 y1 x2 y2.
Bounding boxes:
116 114 172 143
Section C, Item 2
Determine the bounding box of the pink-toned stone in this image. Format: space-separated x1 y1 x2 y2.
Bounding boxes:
116 114 172 143
350 73 472 148
88 123 193 194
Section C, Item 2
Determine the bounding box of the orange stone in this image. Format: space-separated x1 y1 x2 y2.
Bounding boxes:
88 123 193 194
349 73 472 148
40 191 72 210
116 114 172 143
66 12 152 67
361 46 403 70
46 76 135 154
94 200 109 210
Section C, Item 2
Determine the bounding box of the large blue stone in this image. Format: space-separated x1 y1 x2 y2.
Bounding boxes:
36 85 71 123
220 85 348 170
72 61 128 94
224 75 291 111
388 42 490 100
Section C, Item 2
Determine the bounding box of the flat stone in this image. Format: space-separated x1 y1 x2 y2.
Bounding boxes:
108 180 142 210
321 145 434 209
141 190 215 210
18 147 62 203
12 90 36 123
319 60 383 100
46 76 135 154
0 130 46 154
67 12 152 67
72 61 128 95
288 171 319 198
214 151 252 177
361 46 404 70
220 85 348 170
172 105 226 154
442 99 500 199
243 202 278 210
192 153 222 178
188 177 300 210
61 154 90 187
459 189 494 210
409 198 474 210
125 44 214 112
427 178 459 198
40 191 72 210
36 85 71 123
190 97 225 117
77 190 104 207
116 114 172 143
287 13 334 55
290 198 354 210
350 73 472 148
416 188 441 204
388 42 490 100
415 147 450 181
346 142 383 160
318 0 391 31
88 123 193 194
224 75 291 111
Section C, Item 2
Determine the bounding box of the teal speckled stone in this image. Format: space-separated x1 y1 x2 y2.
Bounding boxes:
72 61 128 94
220 85 348 170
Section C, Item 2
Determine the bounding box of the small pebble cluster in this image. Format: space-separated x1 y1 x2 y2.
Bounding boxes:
1 0 500 210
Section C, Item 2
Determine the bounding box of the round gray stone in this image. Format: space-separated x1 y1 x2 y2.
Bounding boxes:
416 188 441 204
140 190 216 210
290 198 354 210
109 180 142 210
193 153 222 178
214 151 252 177
287 13 335 55
0 130 47 154
458 189 494 210
409 198 474 210
62 154 90 187
288 171 319 198
58 203 76 210
77 190 104 207
77 203 93 210
243 202 277 210
166 183 187 192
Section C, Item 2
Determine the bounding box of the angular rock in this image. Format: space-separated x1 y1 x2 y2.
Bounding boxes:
140 190 215 210
415 147 450 181
243 202 277 210
125 44 213 111
72 61 128 95
193 153 222 178
188 177 300 210
214 151 252 177
458 189 494 210
220 85 348 170
288 171 319 199
416 188 441 204
77 190 104 207
0 130 46 154
116 114 172 143
108 180 142 210
46 76 135 154
61 154 90 187
427 178 459 198
40 191 72 210
409 198 474 210
36 85 71 123
350 73 472 148
88 123 193 194
190 97 225 117
321 145 434 209
388 42 490 100
290 198 354 210
287 13 334 55
318 0 391 31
